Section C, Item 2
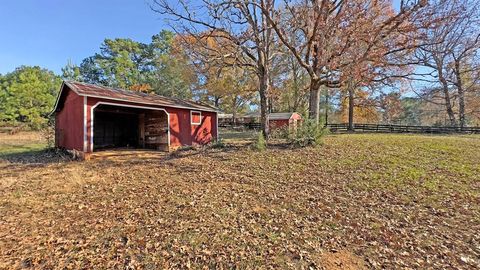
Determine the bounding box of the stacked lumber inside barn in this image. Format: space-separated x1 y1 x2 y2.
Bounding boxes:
144 111 169 151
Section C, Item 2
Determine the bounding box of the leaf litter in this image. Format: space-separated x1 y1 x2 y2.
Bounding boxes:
0 133 479 269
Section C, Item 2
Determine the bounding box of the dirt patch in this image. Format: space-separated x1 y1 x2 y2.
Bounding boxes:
319 250 367 270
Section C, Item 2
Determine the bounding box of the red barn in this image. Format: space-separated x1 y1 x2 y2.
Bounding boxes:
243 112 302 130
52 81 218 157
267 112 302 130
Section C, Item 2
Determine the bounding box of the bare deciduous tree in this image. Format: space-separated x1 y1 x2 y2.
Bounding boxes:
152 0 277 138
414 0 480 127
258 0 427 123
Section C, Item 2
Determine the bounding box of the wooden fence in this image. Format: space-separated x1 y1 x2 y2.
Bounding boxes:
219 123 262 129
220 122 480 134
326 123 480 134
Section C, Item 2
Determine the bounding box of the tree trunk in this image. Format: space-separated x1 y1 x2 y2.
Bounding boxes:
454 60 466 129
232 96 237 125
308 79 321 123
258 4 272 140
457 87 466 129
440 78 457 127
436 60 457 126
291 59 300 112
324 87 329 125
268 97 273 113
348 85 354 131
259 67 270 139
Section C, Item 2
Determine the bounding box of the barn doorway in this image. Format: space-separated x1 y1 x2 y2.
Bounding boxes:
92 104 169 151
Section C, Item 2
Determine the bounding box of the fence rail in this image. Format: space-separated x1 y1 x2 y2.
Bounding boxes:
219 122 262 129
326 123 480 134
220 122 480 134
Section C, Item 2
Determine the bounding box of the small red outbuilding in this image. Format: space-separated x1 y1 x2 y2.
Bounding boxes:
266 112 302 130
243 112 302 130
52 81 219 155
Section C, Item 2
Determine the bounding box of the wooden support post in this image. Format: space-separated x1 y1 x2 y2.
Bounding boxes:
139 113 145 148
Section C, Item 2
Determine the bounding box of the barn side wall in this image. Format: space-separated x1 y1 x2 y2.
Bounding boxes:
164 108 217 147
270 114 302 130
192 111 217 145
270 119 290 129
55 89 84 151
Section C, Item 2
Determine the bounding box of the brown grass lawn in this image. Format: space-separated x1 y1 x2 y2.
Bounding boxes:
0 131 479 269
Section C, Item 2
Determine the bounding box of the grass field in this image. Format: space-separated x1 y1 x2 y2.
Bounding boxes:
0 132 46 156
1 131 479 269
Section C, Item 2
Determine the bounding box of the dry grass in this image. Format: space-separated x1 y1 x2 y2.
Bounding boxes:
0 131 45 156
0 132 479 269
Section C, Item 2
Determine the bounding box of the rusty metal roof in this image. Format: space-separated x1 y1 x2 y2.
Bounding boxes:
62 81 219 112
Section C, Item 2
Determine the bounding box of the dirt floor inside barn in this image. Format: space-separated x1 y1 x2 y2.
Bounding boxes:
1 131 479 269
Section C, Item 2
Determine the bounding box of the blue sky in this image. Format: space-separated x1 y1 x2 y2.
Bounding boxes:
0 0 167 74
0 0 405 76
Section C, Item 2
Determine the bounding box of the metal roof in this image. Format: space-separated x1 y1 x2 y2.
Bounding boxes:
55 81 219 112
243 112 300 120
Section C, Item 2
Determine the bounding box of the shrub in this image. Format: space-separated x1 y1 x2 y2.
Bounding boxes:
289 119 329 147
254 131 267 151
269 126 290 140
40 118 55 149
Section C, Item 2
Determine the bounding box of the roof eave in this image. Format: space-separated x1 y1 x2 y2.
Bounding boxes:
50 81 84 116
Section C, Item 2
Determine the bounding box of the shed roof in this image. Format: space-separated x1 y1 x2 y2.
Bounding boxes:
218 113 234 119
54 81 219 112
244 112 300 120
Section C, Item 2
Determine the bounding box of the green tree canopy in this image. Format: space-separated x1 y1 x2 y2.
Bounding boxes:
61 30 197 99
146 30 197 98
96 38 153 89
61 60 82 81
0 66 62 129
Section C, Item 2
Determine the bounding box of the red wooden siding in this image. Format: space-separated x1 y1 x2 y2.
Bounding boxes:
55 90 84 151
165 108 217 147
191 111 216 145
166 107 190 147
269 113 301 130
269 119 289 129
